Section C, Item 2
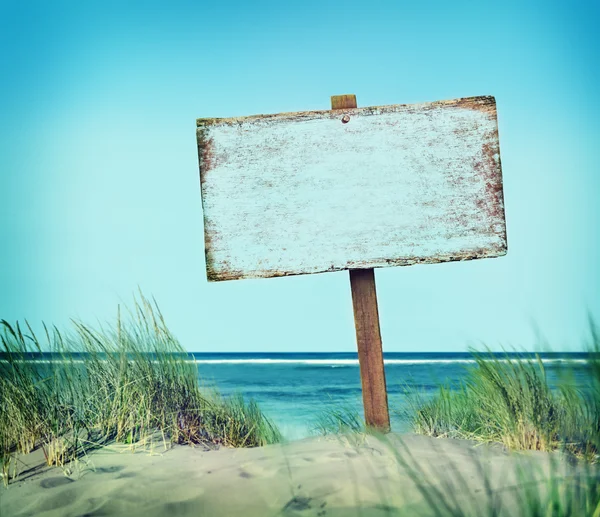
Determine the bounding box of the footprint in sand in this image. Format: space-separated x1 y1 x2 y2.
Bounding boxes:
282 495 312 512
94 466 124 474
40 477 75 489
33 486 78 512
116 472 136 479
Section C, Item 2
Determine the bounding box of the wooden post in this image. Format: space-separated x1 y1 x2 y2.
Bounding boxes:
331 94 391 432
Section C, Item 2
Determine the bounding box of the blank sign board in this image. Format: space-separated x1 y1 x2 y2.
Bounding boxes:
196 96 506 281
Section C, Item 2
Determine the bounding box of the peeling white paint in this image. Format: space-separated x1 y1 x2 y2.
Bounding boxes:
197 96 506 281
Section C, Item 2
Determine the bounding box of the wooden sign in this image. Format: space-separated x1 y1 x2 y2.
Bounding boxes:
196 94 507 431
196 96 506 282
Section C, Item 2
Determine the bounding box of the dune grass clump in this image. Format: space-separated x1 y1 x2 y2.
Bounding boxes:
408 335 600 459
0 294 281 485
311 404 366 436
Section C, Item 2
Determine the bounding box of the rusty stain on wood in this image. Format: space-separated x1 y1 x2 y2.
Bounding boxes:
196 95 506 282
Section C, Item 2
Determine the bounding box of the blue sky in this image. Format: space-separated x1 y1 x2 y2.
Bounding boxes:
1 0 598 352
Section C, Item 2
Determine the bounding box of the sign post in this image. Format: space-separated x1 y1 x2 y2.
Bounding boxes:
331 94 389 431
196 93 506 432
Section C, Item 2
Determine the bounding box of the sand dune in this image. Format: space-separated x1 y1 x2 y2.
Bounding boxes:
0 434 592 517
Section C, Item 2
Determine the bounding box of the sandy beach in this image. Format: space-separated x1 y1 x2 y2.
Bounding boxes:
1 433 590 517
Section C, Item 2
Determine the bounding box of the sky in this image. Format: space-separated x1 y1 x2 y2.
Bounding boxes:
1 0 599 352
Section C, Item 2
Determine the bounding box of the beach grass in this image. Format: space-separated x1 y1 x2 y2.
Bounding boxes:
407 341 599 460
312 333 600 515
312 403 365 436
398 327 600 515
0 294 281 485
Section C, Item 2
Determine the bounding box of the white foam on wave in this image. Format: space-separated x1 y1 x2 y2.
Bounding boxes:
0 358 591 365
189 358 590 366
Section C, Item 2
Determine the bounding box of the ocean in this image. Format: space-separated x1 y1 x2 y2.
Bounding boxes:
191 352 593 440
2 351 594 441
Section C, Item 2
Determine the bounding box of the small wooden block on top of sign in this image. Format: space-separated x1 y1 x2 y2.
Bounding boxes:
197 95 506 282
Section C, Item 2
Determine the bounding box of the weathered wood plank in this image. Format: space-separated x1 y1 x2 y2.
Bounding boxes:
331 94 357 110
349 268 390 431
197 95 506 281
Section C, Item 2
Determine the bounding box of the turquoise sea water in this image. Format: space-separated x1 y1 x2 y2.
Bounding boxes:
2 351 594 441
191 352 594 440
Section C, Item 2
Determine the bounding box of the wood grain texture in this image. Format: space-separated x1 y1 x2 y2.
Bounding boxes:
332 94 390 431
331 94 357 110
197 95 506 281
349 268 390 431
